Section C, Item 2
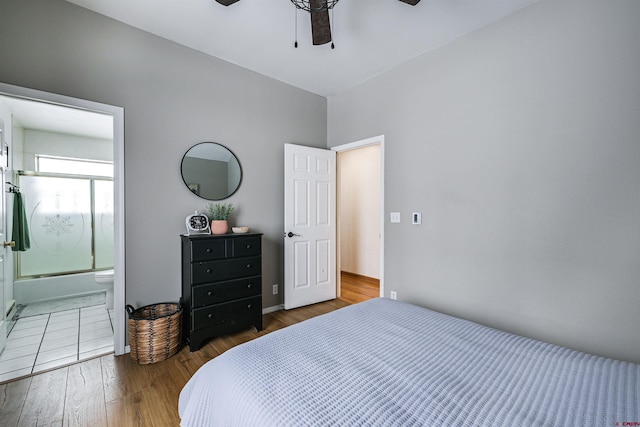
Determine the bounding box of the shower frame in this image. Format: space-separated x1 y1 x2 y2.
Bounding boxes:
14 170 114 280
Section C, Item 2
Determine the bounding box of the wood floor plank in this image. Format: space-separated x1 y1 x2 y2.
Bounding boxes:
340 271 380 301
172 347 212 378
101 353 151 404
341 271 380 286
141 367 184 425
339 288 369 304
0 376 31 427
18 367 68 427
64 358 107 426
105 391 147 427
105 355 191 426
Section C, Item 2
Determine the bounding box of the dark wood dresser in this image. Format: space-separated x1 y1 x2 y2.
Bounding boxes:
181 233 263 351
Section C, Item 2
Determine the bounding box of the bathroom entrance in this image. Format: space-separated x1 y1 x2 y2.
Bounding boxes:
0 84 125 383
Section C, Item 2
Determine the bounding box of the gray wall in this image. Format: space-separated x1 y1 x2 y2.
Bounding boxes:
0 0 327 309
328 0 640 363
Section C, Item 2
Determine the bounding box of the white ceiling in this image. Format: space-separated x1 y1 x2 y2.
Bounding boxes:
65 0 539 97
0 95 114 140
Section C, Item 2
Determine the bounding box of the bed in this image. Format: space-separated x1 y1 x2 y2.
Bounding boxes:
179 298 640 426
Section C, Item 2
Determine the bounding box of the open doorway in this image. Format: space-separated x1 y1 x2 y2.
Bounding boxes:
334 136 384 303
0 83 125 383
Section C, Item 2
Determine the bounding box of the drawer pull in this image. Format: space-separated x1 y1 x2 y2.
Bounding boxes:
206 248 212 253
247 304 252 309
206 269 212 274
207 291 213 296
246 244 252 249
208 313 214 319
246 264 252 268
247 283 252 289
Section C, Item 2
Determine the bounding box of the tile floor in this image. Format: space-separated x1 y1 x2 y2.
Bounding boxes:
0 304 114 383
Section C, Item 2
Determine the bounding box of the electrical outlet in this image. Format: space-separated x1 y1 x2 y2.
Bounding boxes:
390 291 397 300
272 284 278 295
390 212 400 223
412 212 422 225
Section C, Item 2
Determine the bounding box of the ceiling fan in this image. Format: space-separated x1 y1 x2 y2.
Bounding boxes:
214 0 421 47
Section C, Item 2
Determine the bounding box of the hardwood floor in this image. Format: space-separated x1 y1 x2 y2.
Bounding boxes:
0 278 377 427
340 271 380 303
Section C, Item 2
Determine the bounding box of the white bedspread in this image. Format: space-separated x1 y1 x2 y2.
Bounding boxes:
179 298 640 426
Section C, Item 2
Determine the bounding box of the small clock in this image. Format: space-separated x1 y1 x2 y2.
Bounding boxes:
185 211 211 235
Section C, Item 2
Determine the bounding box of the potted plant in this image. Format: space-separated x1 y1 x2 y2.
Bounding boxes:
207 202 235 234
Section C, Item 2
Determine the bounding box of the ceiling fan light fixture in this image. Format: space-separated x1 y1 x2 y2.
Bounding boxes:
290 0 340 13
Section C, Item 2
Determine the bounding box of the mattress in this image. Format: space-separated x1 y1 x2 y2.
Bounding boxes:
179 298 640 426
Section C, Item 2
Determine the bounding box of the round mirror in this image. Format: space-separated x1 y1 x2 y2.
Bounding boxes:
181 142 242 200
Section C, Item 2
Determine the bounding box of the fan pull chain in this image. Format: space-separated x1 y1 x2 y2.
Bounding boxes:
331 6 335 49
294 7 298 48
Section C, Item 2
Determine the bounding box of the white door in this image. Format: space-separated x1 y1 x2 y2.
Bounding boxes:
284 143 336 310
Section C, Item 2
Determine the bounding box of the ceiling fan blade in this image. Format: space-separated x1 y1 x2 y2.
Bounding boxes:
310 0 332 45
398 0 421 5
214 0 240 5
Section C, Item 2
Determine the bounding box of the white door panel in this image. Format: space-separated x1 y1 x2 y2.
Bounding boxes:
284 143 336 310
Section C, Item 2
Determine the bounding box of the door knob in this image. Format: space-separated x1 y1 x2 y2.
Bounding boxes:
286 232 300 238
3 241 15 248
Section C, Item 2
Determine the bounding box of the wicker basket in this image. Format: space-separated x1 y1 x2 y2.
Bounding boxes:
126 302 182 364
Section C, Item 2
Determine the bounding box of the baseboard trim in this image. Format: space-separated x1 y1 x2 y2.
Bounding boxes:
263 304 284 314
341 271 380 286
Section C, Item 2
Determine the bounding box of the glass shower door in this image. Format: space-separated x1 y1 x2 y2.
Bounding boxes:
18 175 93 277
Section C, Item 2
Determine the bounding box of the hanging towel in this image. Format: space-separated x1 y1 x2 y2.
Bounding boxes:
12 192 30 251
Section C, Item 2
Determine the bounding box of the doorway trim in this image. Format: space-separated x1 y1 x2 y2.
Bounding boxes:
332 135 385 298
0 82 126 356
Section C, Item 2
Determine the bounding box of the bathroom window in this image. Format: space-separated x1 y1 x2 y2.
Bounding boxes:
36 155 113 178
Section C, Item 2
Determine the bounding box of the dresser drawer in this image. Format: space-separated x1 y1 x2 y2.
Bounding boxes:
192 276 261 307
192 296 261 327
190 235 261 261
232 236 261 257
191 256 261 285
190 239 227 262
